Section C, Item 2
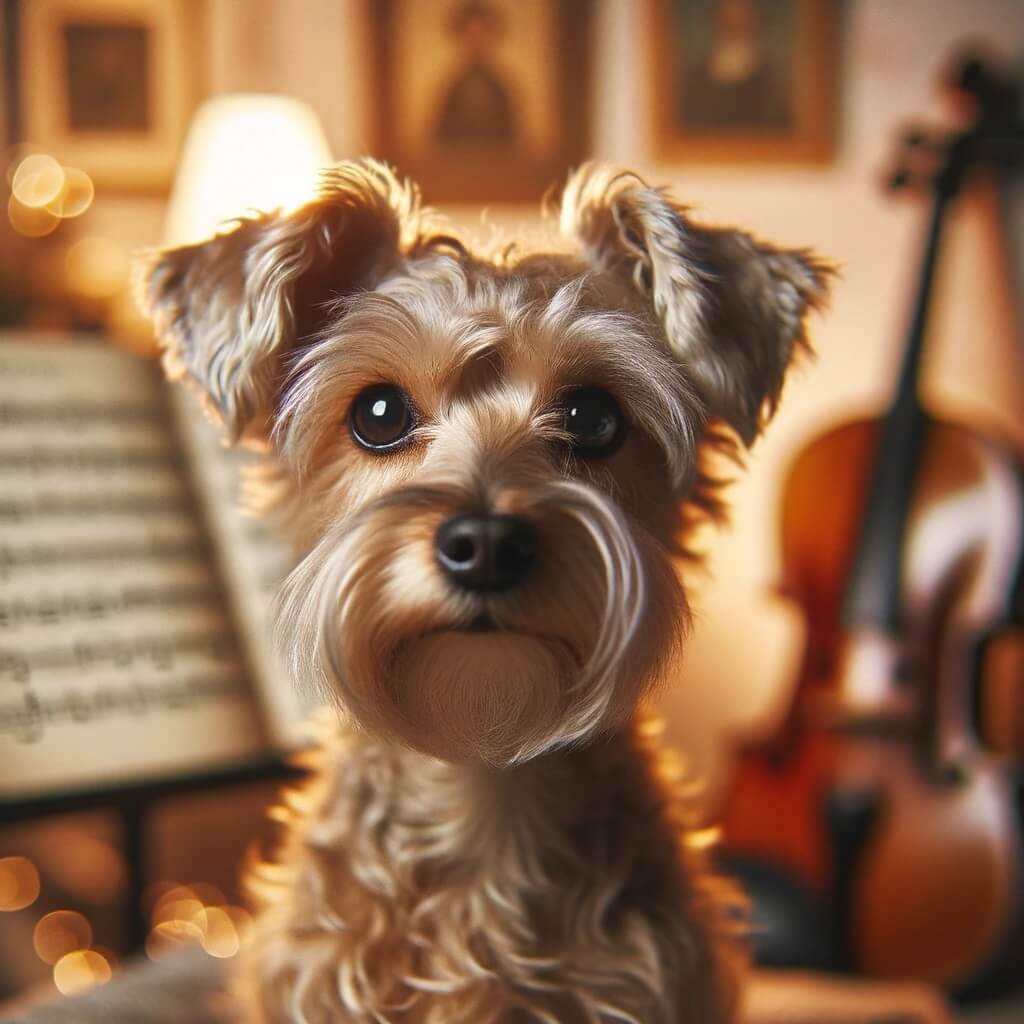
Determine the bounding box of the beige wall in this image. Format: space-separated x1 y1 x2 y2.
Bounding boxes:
91 0 1024 799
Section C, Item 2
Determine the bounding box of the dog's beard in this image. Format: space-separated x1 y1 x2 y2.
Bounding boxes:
389 631 572 764
276 480 685 766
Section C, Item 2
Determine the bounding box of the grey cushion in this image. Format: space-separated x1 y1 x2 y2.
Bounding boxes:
6 956 1024 1023
1 949 236 1024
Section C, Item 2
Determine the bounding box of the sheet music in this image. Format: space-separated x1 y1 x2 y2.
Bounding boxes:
0 336 266 798
170 390 311 749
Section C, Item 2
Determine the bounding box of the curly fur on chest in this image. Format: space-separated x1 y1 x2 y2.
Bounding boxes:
243 712 744 1024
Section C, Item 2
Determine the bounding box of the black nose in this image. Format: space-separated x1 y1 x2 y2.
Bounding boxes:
435 514 539 593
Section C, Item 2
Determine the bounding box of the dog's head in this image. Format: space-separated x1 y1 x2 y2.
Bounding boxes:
138 160 828 767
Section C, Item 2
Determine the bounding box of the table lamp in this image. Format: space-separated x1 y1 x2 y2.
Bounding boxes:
164 94 333 247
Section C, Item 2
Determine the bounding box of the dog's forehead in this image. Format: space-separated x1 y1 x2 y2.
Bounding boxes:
345 255 663 401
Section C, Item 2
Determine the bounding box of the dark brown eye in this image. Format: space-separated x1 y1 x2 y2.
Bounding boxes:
562 386 626 457
349 384 415 452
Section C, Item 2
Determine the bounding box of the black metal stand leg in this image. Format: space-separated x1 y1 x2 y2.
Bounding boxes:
120 802 148 955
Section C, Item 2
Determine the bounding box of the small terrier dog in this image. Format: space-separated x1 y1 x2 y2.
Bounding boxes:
139 161 828 1023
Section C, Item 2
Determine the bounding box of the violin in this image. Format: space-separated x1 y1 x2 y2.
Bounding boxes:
718 52 1024 991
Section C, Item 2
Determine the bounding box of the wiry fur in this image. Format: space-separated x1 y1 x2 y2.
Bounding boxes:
245 712 743 1024
136 159 830 1023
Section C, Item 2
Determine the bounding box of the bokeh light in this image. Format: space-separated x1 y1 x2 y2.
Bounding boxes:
11 154 65 208
64 236 130 300
151 884 204 927
6 153 95 236
52 949 112 996
145 919 205 960
200 906 241 958
8 194 61 238
39 829 125 904
33 910 93 965
0 856 41 911
45 167 94 219
145 880 252 960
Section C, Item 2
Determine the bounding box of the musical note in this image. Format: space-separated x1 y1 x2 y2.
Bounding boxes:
0 632 238 686
0 583 219 629
0 494 195 523
0 538 208 580
0 673 249 745
0 400 165 427
0 447 183 474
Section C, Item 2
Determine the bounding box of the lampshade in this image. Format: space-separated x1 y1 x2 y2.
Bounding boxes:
164 94 333 246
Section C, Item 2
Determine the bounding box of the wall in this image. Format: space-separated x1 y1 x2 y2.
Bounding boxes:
86 0 1024 800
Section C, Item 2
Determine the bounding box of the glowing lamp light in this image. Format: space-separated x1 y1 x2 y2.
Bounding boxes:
33 909 93 964
52 948 112 995
144 880 253 961
11 154 65 208
164 94 333 247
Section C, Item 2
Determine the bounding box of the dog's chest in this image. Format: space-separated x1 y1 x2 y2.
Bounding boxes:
244 727 735 1023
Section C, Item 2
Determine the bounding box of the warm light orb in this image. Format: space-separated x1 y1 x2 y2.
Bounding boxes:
200 906 240 958
189 882 226 907
33 910 93 964
52 949 112 995
11 154 65 208
46 167 95 219
151 884 199 919
144 881 251 959
65 237 130 299
164 94 333 246
8 194 61 238
41 828 124 903
0 856 41 911
145 919 205 960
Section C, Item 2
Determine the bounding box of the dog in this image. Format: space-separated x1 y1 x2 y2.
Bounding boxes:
138 160 829 1023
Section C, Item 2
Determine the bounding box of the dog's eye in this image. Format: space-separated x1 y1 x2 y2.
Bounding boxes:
562 387 626 457
349 384 415 452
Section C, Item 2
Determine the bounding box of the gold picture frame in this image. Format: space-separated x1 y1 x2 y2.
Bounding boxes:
16 0 202 192
369 0 593 203
649 0 838 164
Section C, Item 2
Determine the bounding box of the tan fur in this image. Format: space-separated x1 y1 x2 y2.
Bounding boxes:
136 159 830 1023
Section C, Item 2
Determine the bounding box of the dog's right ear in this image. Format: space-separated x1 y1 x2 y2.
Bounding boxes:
560 164 831 446
136 160 418 441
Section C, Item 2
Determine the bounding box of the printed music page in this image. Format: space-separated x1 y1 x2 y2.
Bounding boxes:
0 335 266 799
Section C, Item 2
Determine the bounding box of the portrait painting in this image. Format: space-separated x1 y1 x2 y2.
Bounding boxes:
650 0 838 163
370 0 592 202
15 0 201 191
64 22 151 133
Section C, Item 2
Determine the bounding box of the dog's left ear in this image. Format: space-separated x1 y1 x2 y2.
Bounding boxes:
560 165 832 445
136 160 418 441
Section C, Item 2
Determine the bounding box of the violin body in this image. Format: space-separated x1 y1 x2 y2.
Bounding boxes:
722 416 1024 986
720 53 1024 990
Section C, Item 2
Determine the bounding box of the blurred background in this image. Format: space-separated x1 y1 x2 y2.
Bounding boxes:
1 0 1022 1018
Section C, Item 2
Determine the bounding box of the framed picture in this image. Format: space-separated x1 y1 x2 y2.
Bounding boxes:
14 0 202 192
369 0 593 203
649 0 838 164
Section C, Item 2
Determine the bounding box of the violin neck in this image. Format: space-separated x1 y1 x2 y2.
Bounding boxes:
840 189 950 630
